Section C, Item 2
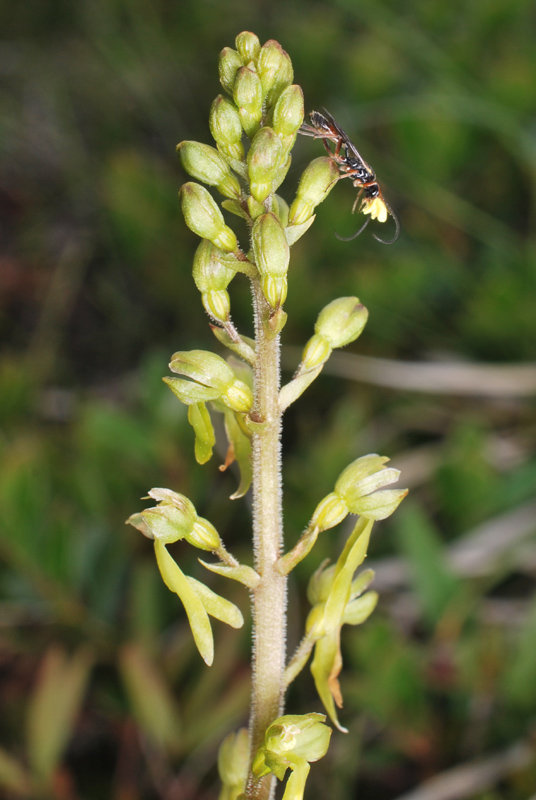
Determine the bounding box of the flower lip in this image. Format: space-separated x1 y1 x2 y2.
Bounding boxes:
361 196 389 223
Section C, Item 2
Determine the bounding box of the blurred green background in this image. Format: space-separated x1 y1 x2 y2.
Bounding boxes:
1 0 536 798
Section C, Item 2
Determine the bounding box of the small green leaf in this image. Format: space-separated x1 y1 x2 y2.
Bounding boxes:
199 559 260 589
222 199 249 219
285 215 315 246
211 326 256 364
279 366 323 412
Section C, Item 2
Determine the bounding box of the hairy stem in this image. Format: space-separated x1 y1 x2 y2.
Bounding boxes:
246 283 287 800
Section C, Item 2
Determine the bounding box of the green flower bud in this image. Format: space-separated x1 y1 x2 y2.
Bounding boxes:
235 31 261 65
251 212 290 308
301 334 332 371
307 562 337 607
247 127 283 202
218 729 249 800
262 276 288 309
192 240 236 291
219 47 243 95
168 350 253 413
203 290 230 321
177 141 241 199
179 182 238 252
186 517 221 551
334 455 407 520
273 85 304 138
163 377 221 404
209 95 245 161
233 66 263 138
289 158 339 226
310 492 348 532
192 240 237 322
170 349 234 388
222 381 253 413
257 40 294 107
246 194 265 220
274 194 290 227
315 297 369 348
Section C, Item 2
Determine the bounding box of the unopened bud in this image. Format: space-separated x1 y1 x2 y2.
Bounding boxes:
307 562 337 607
273 84 304 138
203 290 230 321
262 276 288 309
315 297 368 349
209 95 245 161
233 66 263 138
167 350 253 413
301 334 332 370
219 47 243 95
186 517 221 551
180 182 238 252
310 492 348 532
221 380 254 413
193 240 236 292
235 31 261 65
218 729 249 798
169 349 234 389
178 141 241 199
289 158 339 225
257 40 293 107
247 127 283 202
251 213 290 308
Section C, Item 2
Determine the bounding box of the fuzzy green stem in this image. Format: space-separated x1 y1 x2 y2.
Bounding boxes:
246 283 287 800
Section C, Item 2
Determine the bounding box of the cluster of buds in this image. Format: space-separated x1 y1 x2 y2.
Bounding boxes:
177 32 344 315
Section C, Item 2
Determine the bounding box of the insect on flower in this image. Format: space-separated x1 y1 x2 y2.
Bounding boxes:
299 109 400 244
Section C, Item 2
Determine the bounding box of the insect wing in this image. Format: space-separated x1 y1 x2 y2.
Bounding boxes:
320 109 373 174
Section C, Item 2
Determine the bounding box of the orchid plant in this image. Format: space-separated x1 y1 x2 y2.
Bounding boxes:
127 31 406 800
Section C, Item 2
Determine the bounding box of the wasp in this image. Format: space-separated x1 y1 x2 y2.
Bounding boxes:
299 109 400 244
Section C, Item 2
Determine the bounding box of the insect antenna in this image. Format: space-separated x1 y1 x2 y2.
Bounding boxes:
335 216 371 242
372 202 400 245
